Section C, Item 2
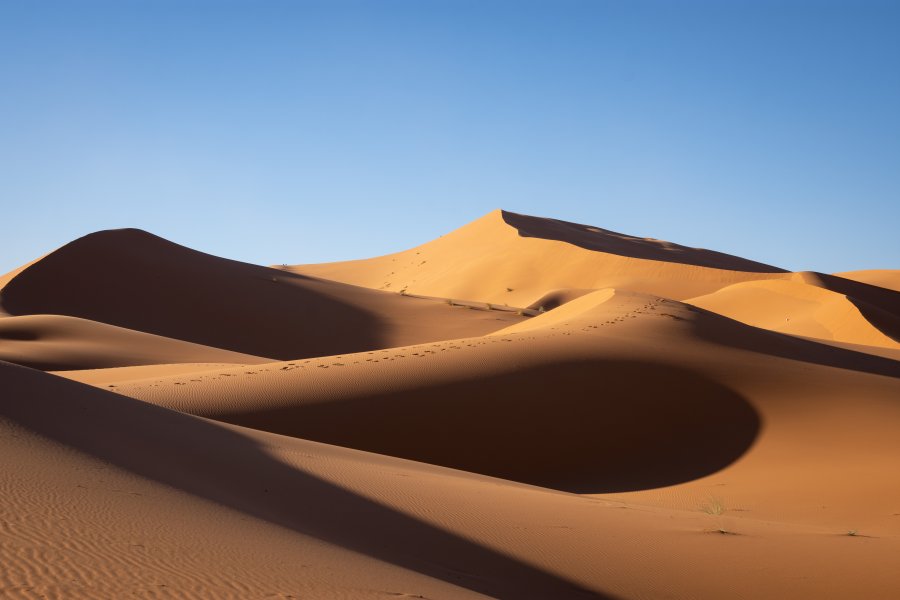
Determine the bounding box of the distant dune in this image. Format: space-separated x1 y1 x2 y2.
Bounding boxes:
2 210 899 599
0 314 268 370
0 228 525 360
284 209 789 306
687 278 900 348
835 269 900 293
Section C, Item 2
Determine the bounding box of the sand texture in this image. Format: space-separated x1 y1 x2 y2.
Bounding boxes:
2 210 899 599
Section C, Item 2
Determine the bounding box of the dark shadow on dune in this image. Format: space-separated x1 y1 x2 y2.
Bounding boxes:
214 360 762 494
1 362 606 599
687 306 900 379
847 299 900 344
0 325 39 341
793 272 900 343
501 210 787 273
796 271 900 342
797 272 900 314
0 229 387 360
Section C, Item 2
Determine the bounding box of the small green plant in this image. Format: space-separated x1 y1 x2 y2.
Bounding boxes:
515 310 525 316
847 529 859 537
506 287 513 292
537 305 546 313
399 288 408 295
486 303 493 310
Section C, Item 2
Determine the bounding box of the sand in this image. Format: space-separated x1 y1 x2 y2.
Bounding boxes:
835 269 900 293
0 314 268 370
686 278 900 349
283 209 791 306
0 228 526 360
2 210 899 599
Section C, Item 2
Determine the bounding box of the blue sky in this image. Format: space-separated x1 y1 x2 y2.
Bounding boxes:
1 0 898 274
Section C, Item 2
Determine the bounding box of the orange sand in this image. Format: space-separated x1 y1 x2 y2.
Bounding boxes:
2 211 899 599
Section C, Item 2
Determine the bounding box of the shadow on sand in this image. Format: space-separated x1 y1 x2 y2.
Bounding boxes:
1 362 607 599
215 360 763 494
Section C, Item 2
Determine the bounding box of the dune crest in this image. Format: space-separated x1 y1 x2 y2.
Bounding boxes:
0 314 268 370
687 278 900 348
4 213 900 599
834 269 900 293
283 209 788 305
0 228 525 360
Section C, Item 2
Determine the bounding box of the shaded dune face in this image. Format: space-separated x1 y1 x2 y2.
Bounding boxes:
211 360 760 493
0 324 40 341
792 272 900 343
285 209 792 306
0 229 523 361
500 211 786 273
0 361 601 600
0 229 377 359
0 314 268 371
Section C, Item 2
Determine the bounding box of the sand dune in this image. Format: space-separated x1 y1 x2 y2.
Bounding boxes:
0 314 268 370
791 271 900 331
0 228 525 360
98 291 900 521
1 360 599 599
10 331 900 600
5 212 900 599
52 362 261 385
687 278 900 349
284 209 789 306
835 269 900 293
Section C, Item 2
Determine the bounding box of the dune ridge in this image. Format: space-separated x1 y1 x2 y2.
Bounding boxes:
687 278 900 349
0 228 525 360
3 210 900 599
284 209 789 306
835 269 900 293
0 314 269 370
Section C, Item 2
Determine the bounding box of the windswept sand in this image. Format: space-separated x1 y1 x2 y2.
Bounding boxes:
686 278 900 349
0 228 526 360
0 314 268 370
284 209 790 306
835 269 900 293
2 210 899 599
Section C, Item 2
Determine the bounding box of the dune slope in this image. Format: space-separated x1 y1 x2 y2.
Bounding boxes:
0 360 602 599
102 290 900 523
835 269 900 293
0 314 268 370
0 229 525 360
284 209 788 306
5 214 900 599
8 348 900 599
687 278 900 349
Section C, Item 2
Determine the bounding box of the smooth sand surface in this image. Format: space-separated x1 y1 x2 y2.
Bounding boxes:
0 228 526 360
3 211 900 599
53 291 900 598
0 314 269 370
686 278 900 349
284 209 790 305
835 269 900 293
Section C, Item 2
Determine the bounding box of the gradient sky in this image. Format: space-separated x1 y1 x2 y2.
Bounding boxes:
2 0 898 275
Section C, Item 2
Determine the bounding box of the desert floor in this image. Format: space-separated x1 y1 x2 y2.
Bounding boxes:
2 210 899 599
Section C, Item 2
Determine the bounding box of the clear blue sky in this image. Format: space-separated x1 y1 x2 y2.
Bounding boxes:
2 0 898 274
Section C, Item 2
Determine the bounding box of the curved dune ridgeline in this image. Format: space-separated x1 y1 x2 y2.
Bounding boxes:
0 314 268 370
0 228 525 360
3 211 900 599
285 209 789 305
